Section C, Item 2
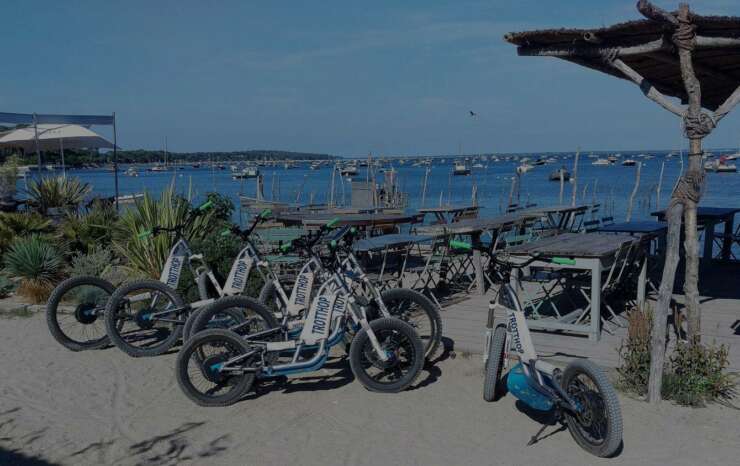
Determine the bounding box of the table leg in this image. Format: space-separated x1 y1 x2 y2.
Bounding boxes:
722 215 735 261
637 256 647 309
590 258 602 342
703 220 716 260
472 232 486 295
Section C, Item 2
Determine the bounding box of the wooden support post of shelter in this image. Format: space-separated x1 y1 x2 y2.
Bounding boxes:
505 1 740 403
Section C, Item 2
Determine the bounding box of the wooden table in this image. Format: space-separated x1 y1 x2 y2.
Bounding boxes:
418 205 479 224
506 232 644 341
416 213 541 294
275 212 420 233
520 204 591 230
652 206 740 260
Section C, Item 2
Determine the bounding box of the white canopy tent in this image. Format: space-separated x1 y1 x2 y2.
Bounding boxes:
0 112 120 209
0 124 115 174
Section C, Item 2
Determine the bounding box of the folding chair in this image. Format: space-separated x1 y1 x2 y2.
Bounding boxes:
713 223 739 260
601 216 615 227
590 203 601 219
568 209 586 232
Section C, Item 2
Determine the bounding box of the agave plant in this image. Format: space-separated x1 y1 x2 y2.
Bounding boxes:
26 175 92 214
4 234 65 303
112 185 223 278
0 212 55 252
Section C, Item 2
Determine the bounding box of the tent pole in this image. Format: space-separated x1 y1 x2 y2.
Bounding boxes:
33 113 42 178
113 112 119 212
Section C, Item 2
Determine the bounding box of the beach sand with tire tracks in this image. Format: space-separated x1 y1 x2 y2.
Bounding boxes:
1 312 738 466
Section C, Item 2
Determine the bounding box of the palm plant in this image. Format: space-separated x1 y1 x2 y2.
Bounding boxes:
0 212 55 252
4 234 65 303
26 175 91 214
112 185 223 278
59 200 117 254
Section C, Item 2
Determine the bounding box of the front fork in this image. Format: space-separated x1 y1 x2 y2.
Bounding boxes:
350 297 389 362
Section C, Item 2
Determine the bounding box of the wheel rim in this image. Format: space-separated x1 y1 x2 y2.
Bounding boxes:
382 298 434 352
112 289 180 351
566 372 609 446
184 337 252 399
55 283 110 345
358 328 417 385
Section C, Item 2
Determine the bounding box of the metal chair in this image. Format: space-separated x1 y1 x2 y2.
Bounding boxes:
712 223 739 260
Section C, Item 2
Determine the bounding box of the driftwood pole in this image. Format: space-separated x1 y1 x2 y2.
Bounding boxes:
626 162 642 221
559 170 565 204
570 150 580 206
656 160 665 209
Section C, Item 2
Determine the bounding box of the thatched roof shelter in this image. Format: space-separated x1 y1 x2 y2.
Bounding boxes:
505 10 740 112
503 1 740 404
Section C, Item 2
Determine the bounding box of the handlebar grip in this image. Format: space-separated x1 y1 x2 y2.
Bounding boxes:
551 257 576 266
325 218 340 229
138 229 153 239
198 200 214 211
449 240 472 251
279 241 293 253
259 209 272 220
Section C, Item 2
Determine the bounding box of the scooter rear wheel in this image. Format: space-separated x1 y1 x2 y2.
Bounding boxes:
561 359 623 458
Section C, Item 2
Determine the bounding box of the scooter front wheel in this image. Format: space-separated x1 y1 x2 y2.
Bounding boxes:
176 329 257 407
561 359 623 458
349 318 424 393
483 325 507 402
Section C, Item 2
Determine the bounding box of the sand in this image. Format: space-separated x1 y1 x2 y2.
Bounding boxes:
1 312 738 466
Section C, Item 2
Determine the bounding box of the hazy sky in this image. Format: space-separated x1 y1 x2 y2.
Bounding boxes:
3 0 739 155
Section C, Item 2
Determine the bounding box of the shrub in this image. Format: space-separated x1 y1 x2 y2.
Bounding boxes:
0 156 19 202
4 235 65 303
617 305 737 406
0 273 15 298
69 248 114 278
0 212 54 252
616 306 653 396
662 342 736 407
59 200 117 254
112 185 225 278
26 175 91 214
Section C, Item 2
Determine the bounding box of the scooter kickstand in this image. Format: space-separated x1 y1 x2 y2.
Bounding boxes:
526 424 550 447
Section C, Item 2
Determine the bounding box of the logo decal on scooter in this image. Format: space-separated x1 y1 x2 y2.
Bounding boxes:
311 295 331 334
230 259 249 291
294 274 310 306
509 314 524 354
165 256 182 288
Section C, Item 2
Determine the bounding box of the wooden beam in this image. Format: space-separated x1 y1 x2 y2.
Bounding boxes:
695 36 740 49
713 84 740 123
609 58 686 116
516 37 670 59
637 0 679 26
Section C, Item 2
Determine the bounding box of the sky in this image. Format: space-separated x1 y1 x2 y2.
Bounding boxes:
2 0 739 156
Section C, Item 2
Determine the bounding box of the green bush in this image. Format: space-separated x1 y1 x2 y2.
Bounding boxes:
662 342 736 407
617 305 737 406
59 199 117 254
0 274 15 298
3 235 65 303
112 185 225 278
69 248 114 278
26 175 91 214
0 212 54 253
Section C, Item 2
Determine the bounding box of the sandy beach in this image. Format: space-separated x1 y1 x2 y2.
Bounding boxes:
0 312 737 466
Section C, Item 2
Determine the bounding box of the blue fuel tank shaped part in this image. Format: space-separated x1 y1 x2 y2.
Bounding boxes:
506 363 554 411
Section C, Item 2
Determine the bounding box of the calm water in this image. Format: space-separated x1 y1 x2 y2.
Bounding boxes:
24 153 739 227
